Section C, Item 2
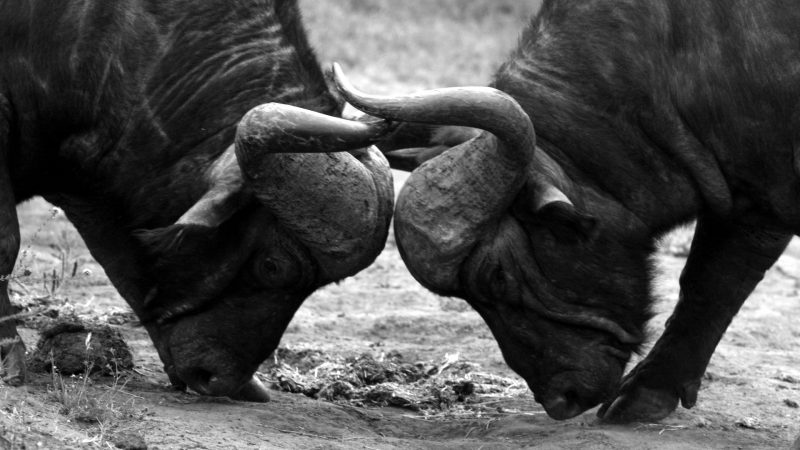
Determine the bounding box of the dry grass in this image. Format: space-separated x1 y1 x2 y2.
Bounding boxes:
48 348 145 447
3 203 143 448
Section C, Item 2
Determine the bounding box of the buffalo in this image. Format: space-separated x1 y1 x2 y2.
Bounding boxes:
0 0 393 401
332 0 800 422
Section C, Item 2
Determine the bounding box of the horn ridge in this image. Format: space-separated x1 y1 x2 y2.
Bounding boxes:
332 62 536 166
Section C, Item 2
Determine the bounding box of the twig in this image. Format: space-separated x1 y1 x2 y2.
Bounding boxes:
262 426 334 440
10 278 31 295
98 385 145 400
633 423 688 434
0 336 21 347
658 425 687 435
400 414 431 420
0 306 56 324
3 207 62 282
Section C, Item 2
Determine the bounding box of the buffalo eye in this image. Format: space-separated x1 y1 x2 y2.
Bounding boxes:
485 261 523 306
252 251 302 289
472 263 515 305
259 258 279 276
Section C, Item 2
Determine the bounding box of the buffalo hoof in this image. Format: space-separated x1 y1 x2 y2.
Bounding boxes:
598 384 679 424
164 364 188 391
0 337 27 386
230 375 271 402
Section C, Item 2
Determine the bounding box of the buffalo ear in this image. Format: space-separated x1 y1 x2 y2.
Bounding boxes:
520 161 597 242
134 145 249 259
535 201 598 242
135 224 217 258
376 123 481 171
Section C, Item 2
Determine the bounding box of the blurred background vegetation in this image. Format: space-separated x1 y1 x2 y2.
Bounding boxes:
300 0 542 93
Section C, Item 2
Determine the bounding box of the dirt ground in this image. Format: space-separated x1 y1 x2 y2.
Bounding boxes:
2 196 800 450
3 2 800 449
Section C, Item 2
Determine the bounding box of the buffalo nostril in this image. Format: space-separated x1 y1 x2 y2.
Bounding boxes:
206 374 236 396
563 389 580 404
180 368 215 395
541 390 586 420
177 366 260 399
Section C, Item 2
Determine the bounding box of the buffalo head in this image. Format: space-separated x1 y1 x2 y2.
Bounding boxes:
135 103 393 401
333 64 652 419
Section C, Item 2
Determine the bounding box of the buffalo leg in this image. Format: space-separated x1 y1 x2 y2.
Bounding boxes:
0 106 24 385
0 206 23 386
600 214 791 423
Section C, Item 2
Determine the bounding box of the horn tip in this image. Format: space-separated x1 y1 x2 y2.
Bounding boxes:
331 62 351 95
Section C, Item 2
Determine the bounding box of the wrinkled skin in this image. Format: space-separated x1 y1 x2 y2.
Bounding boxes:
0 0 393 400
336 0 800 422
460 213 651 420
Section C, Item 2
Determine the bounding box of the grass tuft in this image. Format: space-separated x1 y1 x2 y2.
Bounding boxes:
49 349 145 446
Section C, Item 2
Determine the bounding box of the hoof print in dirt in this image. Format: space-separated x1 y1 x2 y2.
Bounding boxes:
28 319 134 375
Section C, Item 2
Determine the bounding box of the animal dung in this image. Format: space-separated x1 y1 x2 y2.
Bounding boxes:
28 319 134 375
265 348 526 414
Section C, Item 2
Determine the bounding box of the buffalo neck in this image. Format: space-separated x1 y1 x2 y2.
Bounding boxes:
490 2 741 236
4 0 337 229
493 77 703 237
496 0 800 234
2 0 337 314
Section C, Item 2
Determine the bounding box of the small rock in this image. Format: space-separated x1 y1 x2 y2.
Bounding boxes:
110 431 147 450
693 416 710 428
74 408 105 424
777 374 799 384
734 417 760 430
784 399 799 408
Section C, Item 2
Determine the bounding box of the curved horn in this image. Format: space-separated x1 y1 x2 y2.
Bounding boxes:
236 103 392 160
332 63 535 166
235 103 393 282
332 64 536 292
